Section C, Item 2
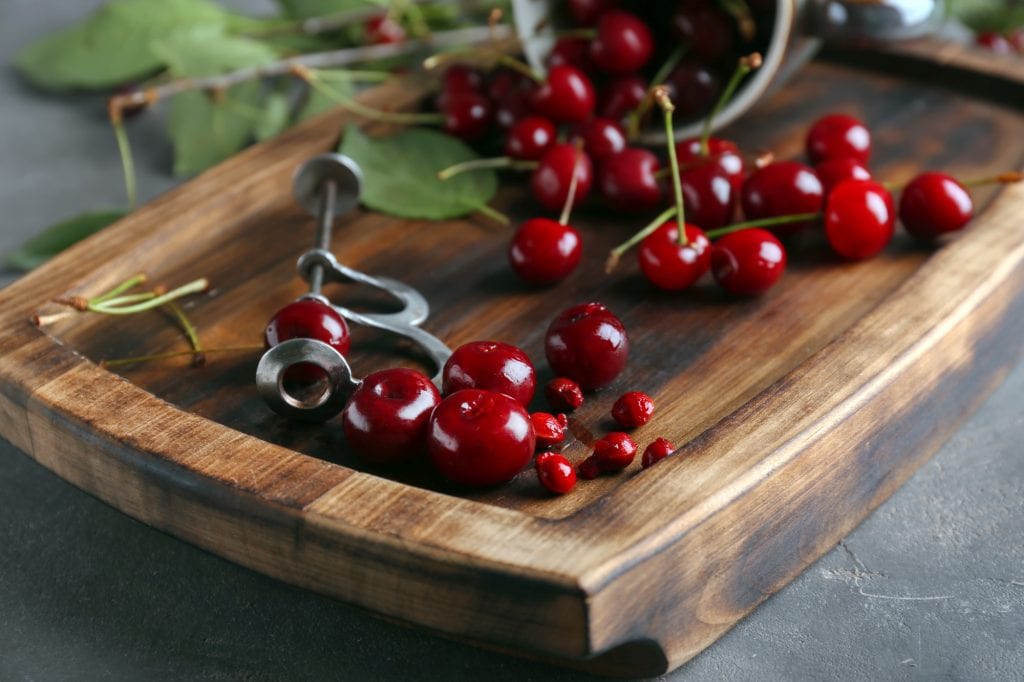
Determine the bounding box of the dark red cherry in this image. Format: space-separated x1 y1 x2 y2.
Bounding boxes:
711 228 787 296
976 31 1014 54
509 217 583 284
1009 27 1024 52
898 172 973 240
577 455 601 480
545 377 584 411
676 136 744 194
815 157 872 197
535 452 577 494
442 340 536 407
545 302 629 390
441 93 492 141
806 113 872 165
546 37 594 72
638 222 711 291
435 65 483 110
567 0 619 25
531 412 567 449
680 163 735 230
824 179 895 260
504 116 556 160
365 14 406 45
741 161 823 234
488 69 532 128
530 65 596 124
341 368 440 465
264 298 350 384
427 389 536 488
574 117 627 162
531 143 594 212
597 73 648 122
665 62 721 119
641 437 675 469
597 148 663 213
611 391 654 428
671 0 735 63
589 10 654 74
591 432 638 472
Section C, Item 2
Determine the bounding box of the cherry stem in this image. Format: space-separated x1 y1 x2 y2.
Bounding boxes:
559 140 584 226
165 302 206 367
301 67 445 125
496 54 543 82
654 86 688 246
475 203 510 225
91 274 148 305
110 116 137 210
626 45 687 140
101 345 263 369
605 206 678 273
884 171 1024 192
89 278 209 315
700 52 762 156
705 212 821 240
719 0 757 41
437 156 538 181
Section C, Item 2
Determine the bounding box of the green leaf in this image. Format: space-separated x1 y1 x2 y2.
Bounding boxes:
255 91 293 141
297 85 342 121
7 210 127 271
277 0 383 20
14 0 231 90
948 0 1024 31
338 125 497 220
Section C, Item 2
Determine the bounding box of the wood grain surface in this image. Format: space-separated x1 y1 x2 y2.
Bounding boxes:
0 39 1021 675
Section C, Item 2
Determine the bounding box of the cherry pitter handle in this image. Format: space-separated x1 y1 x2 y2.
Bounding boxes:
256 153 453 423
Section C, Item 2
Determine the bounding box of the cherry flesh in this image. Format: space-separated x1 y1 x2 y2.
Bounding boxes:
815 157 872 197
589 10 655 74
442 340 536 407
545 302 629 390
530 65 596 124
508 217 583 285
545 377 585 411
427 389 536 488
611 391 655 428
641 437 675 469
806 113 872 165
741 161 824 234
824 179 895 260
531 143 594 212
505 116 556 161
711 228 787 296
264 298 350 384
597 148 663 213
898 171 973 240
535 452 577 494
638 222 711 291
531 412 567 449
341 368 440 465
591 432 638 473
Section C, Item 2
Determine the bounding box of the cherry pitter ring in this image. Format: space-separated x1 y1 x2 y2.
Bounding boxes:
256 153 453 423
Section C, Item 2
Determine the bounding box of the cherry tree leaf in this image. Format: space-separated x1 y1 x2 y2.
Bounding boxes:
254 91 294 141
7 210 127 271
338 125 497 220
276 0 384 20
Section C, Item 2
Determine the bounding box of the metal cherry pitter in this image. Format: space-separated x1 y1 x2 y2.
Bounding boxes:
256 153 453 423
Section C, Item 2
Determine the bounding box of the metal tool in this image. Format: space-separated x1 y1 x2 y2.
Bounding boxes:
256 153 452 422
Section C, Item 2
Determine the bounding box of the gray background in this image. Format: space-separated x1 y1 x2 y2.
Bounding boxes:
1 1 1022 680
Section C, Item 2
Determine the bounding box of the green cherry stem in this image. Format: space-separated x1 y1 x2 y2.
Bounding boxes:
101 345 263 369
438 157 539 181
165 301 206 366
474 203 510 225
110 115 137 210
89 278 209 315
699 52 762 156
559 140 584 226
626 45 687 139
654 86 688 246
90 274 148 305
301 67 444 125
605 206 678 273
883 171 1024 192
705 212 821 240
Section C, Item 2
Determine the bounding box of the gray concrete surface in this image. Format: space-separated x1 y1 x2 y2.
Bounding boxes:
1 2 1022 680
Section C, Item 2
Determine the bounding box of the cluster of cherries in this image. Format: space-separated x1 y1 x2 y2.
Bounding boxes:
266 298 671 494
975 27 1024 55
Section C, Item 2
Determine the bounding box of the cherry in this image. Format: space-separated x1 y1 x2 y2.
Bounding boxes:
427 389 536 488
545 377 585 411
676 137 745 194
529 65 596 124
1009 28 1024 52
365 14 406 45
435 65 482 110
574 117 628 162
741 161 823 234
441 93 492 141
815 157 872 197
824 179 895 260
509 218 583 284
671 0 735 63
545 302 629 390
264 298 350 384
577 456 601 480
567 0 619 25
591 432 638 473
535 452 577 494
546 37 594 72
665 62 721 119
641 437 675 469
597 148 663 213
488 69 532 129
680 163 735 229
504 116 556 161
711 228 787 296
597 74 648 123
531 143 594 212
590 10 655 74
806 113 872 165
976 31 1015 54
442 340 536 407
898 171 973 240
611 391 655 428
341 368 440 465
531 412 567 449
638 222 711 290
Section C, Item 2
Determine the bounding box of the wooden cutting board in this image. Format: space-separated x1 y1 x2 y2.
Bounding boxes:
0 39 1021 676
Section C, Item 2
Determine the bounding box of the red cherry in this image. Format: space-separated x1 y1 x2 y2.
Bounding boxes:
589 10 654 74
529 65 596 124
976 31 1014 54
442 340 536 407
641 437 675 469
824 179 895 260
535 452 577 494
741 161 823 234
441 93 492 141
545 302 629 390
264 298 350 384
504 116 556 161
531 412 567 449
611 391 655 428
545 377 585 411
488 69 533 128
577 455 601 479
509 217 583 285
806 113 872 165
427 389 536 488
676 137 745 194
546 37 595 72
898 172 973 240
341 368 440 465
597 74 648 122
711 228 787 296
815 157 872 197
365 14 406 45
597 148 663 213
665 62 721 119
680 163 735 230
638 222 711 291
671 0 735 63
531 143 594 212
567 0 619 25
574 117 627 162
1009 28 1024 52
591 432 638 472
435 65 483 110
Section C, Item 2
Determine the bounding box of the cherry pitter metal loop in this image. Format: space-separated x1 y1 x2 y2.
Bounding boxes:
256 153 453 423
